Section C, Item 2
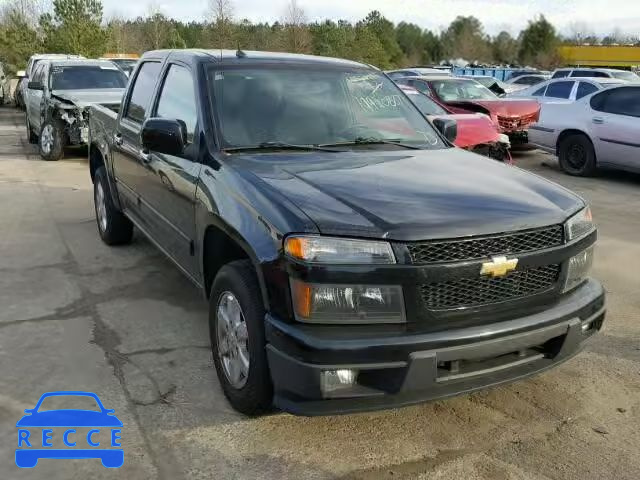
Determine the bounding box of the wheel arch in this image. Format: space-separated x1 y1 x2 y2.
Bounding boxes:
556 129 595 157
200 220 270 311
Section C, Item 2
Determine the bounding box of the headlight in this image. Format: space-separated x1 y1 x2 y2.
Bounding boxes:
566 207 594 241
563 246 594 293
290 279 405 324
284 235 396 264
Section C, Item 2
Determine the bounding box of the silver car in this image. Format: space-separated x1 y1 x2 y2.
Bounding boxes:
529 85 640 176
509 77 624 104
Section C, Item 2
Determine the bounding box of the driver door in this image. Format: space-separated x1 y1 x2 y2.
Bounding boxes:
26 63 46 131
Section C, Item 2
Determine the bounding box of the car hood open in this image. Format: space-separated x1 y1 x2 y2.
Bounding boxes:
51 89 125 108
231 148 583 241
446 98 540 118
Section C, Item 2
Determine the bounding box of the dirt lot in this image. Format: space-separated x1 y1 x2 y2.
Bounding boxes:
0 105 639 479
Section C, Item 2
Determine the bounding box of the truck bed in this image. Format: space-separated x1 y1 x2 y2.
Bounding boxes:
89 103 119 149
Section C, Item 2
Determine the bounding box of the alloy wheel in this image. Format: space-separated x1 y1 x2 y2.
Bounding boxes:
95 181 108 232
216 291 250 389
40 124 54 154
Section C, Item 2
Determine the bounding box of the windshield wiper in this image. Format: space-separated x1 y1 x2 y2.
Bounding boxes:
320 137 422 150
224 141 343 153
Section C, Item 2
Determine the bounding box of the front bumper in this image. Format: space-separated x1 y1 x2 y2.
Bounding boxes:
265 278 605 416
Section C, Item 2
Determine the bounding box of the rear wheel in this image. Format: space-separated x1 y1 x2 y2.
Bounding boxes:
559 134 596 176
94 166 133 245
209 260 273 415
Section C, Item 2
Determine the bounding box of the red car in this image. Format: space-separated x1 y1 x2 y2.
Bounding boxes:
399 85 511 162
396 76 540 145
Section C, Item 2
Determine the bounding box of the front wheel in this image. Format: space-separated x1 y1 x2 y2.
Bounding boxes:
209 260 273 415
559 134 596 176
39 119 65 161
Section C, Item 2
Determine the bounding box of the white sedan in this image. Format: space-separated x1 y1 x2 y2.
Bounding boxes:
529 85 640 176
509 77 624 104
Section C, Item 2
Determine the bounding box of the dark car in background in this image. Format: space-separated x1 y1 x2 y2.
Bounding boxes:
88 49 604 416
25 59 128 160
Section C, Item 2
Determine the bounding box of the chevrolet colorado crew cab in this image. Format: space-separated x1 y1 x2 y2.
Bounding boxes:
88 49 605 416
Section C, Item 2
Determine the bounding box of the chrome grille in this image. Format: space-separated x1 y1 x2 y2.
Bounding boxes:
420 264 561 310
405 225 564 264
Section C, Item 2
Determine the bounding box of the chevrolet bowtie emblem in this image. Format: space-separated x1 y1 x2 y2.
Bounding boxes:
480 256 518 277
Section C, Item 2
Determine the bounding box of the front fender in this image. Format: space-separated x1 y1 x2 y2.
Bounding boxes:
194 161 318 315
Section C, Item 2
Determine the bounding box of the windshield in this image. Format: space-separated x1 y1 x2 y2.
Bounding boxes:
405 92 447 115
50 66 128 90
431 79 498 101
609 71 640 82
209 66 444 150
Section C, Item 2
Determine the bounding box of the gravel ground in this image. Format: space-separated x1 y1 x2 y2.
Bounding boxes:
0 106 638 479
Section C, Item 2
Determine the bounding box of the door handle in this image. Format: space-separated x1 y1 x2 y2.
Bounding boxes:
113 133 123 146
592 117 604 124
139 149 152 165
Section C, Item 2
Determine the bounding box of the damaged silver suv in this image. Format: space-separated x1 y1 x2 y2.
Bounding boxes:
25 59 128 161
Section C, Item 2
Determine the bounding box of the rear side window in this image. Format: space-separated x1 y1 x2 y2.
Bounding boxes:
572 70 607 78
552 70 570 78
594 87 640 117
532 85 547 96
125 62 162 123
155 65 198 143
576 82 598 99
545 81 574 99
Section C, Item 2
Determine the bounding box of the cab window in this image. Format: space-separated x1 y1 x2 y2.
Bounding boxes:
125 62 162 124
155 65 198 144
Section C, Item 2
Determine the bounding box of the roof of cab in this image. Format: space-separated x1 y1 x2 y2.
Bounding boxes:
48 59 120 68
141 49 372 68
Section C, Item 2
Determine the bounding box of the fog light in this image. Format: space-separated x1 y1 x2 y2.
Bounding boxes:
320 369 358 396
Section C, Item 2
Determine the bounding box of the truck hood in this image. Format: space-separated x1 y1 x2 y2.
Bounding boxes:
52 89 125 107
230 148 583 241
446 98 540 118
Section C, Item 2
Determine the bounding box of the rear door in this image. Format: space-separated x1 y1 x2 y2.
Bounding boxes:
136 62 202 276
111 61 163 217
589 87 640 170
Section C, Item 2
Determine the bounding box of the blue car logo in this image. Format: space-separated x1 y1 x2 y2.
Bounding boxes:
16 391 123 468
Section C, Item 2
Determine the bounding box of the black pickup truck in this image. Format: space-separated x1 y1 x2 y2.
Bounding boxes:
88 49 605 416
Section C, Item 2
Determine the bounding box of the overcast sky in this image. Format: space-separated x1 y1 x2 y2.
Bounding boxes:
101 0 640 37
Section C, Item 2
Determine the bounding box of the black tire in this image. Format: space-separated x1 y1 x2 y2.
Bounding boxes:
209 260 273 415
93 166 133 245
559 134 597 176
25 115 38 144
39 118 65 161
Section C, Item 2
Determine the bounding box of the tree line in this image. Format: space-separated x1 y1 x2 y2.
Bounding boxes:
1 0 638 75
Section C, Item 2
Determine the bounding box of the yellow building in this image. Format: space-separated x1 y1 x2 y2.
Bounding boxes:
558 45 640 69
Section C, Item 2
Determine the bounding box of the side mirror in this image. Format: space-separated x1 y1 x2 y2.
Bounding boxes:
28 81 44 91
432 117 458 143
17 70 26 78
141 118 186 156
